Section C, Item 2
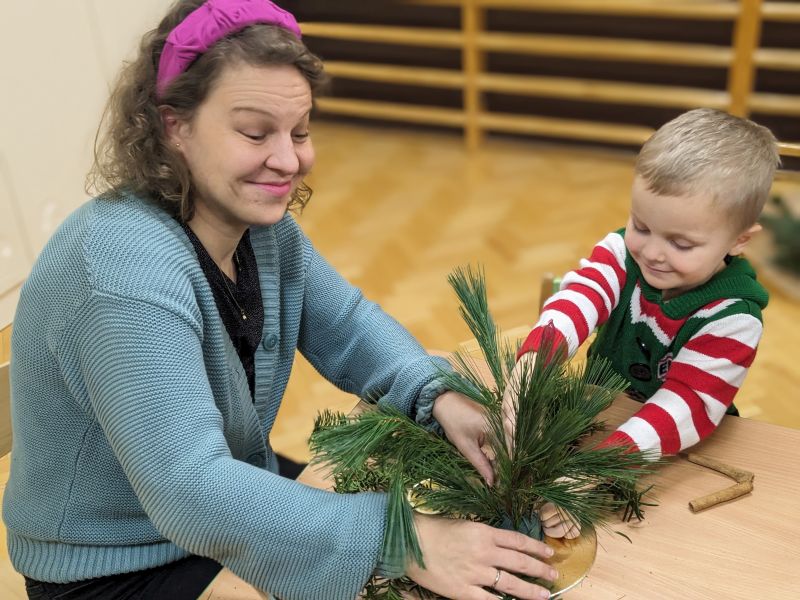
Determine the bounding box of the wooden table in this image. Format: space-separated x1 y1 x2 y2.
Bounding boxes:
12 393 798 600
297 395 800 599
560 396 800 599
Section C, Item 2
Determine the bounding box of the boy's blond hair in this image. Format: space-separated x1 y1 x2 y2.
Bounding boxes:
635 108 780 231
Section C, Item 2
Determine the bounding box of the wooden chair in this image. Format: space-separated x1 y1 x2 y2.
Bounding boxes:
0 322 24 598
1 322 13 459
0 360 10 459
538 272 562 315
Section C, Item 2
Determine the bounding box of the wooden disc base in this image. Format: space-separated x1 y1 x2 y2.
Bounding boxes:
546 528 597 598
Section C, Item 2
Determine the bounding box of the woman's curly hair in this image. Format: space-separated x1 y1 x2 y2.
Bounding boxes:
87 0 327 220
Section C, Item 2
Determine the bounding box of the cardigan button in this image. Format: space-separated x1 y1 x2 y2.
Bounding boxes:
263 334 279 350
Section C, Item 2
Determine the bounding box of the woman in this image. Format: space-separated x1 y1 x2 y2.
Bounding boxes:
3 1 557 599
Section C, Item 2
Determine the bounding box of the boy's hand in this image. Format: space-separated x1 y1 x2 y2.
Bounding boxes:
539 501 581 539
501 352 538 454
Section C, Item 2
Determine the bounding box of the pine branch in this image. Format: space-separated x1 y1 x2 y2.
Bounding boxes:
447 266 506 392
384 468 424 569
310 266 659 598
310 408 413 476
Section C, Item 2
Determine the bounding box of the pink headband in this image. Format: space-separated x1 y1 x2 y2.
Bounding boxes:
156 0 302 97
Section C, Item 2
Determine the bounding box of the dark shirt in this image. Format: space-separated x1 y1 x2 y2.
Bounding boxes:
182 224 264 398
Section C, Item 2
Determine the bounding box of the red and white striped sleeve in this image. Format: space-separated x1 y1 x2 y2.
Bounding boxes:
602 304 763 459
518 231 628 359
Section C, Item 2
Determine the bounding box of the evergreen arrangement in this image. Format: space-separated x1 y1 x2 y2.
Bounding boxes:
310 267 657 599
761 194 800 276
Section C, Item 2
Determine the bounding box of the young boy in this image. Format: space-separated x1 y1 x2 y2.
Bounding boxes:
510 108 779 474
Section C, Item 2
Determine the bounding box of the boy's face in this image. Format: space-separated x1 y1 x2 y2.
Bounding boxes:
625 176 758 300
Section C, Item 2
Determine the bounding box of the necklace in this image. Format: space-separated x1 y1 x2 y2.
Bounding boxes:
181 222 249 321
220 250 248 321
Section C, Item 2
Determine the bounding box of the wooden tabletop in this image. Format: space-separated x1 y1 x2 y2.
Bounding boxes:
553 396 800 599
298 395 800 599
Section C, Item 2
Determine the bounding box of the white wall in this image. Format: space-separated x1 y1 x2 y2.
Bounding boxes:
0 0 173 326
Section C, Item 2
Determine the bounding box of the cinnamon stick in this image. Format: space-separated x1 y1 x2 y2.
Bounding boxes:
680 452 755 513
687 480 754 512
681 452 754 483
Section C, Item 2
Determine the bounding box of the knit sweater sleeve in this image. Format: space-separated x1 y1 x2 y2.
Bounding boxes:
602 302 763 459
298 239 451 416
518 230 628 359
70 291 388 600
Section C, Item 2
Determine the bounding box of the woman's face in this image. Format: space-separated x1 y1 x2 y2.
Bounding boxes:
168 62 314 233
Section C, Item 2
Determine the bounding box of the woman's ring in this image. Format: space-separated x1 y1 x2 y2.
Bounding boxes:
492 568 502 589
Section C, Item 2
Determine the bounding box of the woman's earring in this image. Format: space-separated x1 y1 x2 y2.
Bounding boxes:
175 142 181 148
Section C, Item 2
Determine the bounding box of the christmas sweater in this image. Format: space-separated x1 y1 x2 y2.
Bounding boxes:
518 229 768 459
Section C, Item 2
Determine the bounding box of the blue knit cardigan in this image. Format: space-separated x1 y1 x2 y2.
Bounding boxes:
3 195 450 599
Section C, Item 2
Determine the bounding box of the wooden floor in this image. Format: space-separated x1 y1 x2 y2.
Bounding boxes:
271 120 800 462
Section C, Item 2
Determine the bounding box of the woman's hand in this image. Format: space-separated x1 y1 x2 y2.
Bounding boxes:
432 391 495 486
406 514 557 600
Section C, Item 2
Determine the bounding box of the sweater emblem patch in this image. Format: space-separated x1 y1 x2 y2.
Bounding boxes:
657 352 673 381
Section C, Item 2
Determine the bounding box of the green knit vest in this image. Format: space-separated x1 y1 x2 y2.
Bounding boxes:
588 233 768 415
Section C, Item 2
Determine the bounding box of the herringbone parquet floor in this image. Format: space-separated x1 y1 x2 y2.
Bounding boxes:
271 121 800 462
